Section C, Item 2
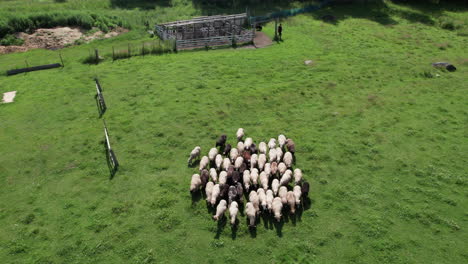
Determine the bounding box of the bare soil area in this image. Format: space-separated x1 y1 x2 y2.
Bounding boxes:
0 27 128 54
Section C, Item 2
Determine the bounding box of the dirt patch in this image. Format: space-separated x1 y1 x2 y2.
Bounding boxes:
0 27 128 54
2 91 17 103
253 31 273 48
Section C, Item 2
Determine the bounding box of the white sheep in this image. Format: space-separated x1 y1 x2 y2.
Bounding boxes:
229 201 238 225
278 162 287 175
190 174 201 192
205 182 214 202
187 146 201 165
278 134 286 148
237 141 244 154
234 156 244 169
272 179 280 196
271 162 278 176
245 202 256 227
268 138 276 149
199 156 209 171
249 190 260 213
250 154 258 169
211 184 220 206
213 200 227 221
268 148 277 162
283 152 293 168
236 128 244 141
276 147 283 162
272 197 283 221
222 158 231 171
279 186 288 205
264 163 271 177
259 142 268 154
257 188 267 210
208 147 218 161
244 137 253 150
293 185 302 206
258 154 266 171
280 170 292 186
250 168 259 186
260 171 269 190
243 170 251 190
230 148 239 162
209 168 218 183
287 191 296 214
219 171 227 185
266 189 274 211
215 154 223 170
294 168 302 184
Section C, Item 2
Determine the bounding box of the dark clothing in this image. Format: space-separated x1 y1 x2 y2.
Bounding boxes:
278 26 283 34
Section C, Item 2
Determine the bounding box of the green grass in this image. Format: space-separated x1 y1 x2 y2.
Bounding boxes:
0 1 467 263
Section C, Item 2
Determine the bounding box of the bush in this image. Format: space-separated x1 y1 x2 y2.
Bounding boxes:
0 34 24 46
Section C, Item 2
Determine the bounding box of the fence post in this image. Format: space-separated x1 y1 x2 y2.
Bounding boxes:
274 18 278 41
59 53 64 67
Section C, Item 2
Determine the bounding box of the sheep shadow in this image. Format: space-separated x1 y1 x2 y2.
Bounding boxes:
214 216 227 239
261 211 274 230
249 226 257 238
231 223 238 240
188 159 200 168
191 191 202 204
273 219 284 237
205 202 215 214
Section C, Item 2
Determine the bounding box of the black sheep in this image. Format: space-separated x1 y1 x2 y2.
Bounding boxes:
286 139 296 154
228 185 238 204
216 134 227 148
232 171 240 184
223 144 232 156
301 181 309 198
236 182 243 199
250 143 257 154
239 163 247 174
200 169 209 188
220 184 229 200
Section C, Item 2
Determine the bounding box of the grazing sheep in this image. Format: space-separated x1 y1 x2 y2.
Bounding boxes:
236 182 244 199
243 170 251 190
213 200 227 221
211 184 220 205
229 201 239 225
237 141 245 154
226 166 234 182
216 135 227 148
228 186 238 204
244 137 253 150
268 148 277 162
236 128 245 141
250 168 259 186
222 158 231 171
272 197 283 222
223 144 232 156
250 143 257 154
220 184 229 200
208 148 218 161
278 162 287 175
249 190 260 213
205 182 214 202
293 185 302 206
280 170 292 186
279 186 288 205
287 191 296 214
215 154 223 171
232 171 240 184
301 181 310 198
268 138 276 149
264 163 271 177
200 169 209 187
239 163 247 174
258 154 267 170
234 156 244 170
250 154 258 169
257 188 267 210
245 202 256 227
190 174 201 193
294 169 302 184
266 189 274 211
260 171 269 190
283 152 293 168
285 139 296 154
230 148 239 162
199 156 209 171
259 142 268 154
187 146 201 166
278 134 286 148
219 171 227 185
271 162 278 176
272 179 280 196
242 151 251 165
276 147 283 162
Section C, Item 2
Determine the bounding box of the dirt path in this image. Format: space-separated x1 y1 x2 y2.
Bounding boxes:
253 31 273 48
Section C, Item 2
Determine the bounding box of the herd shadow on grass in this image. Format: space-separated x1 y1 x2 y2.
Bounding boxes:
192 191 312 239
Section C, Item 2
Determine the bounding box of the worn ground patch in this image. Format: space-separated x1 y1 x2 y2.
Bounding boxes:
2 91 17 103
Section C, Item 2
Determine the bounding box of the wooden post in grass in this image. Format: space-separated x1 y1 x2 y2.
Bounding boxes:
59 53 64 67
274 18 278 41
128 43 131 58
112 46 115 61
95 49 99 63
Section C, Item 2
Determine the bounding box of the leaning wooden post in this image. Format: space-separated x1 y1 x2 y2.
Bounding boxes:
59 52 64 67
274 18 278 40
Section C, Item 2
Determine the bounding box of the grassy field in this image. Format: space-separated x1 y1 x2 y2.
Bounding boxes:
0 0 467 263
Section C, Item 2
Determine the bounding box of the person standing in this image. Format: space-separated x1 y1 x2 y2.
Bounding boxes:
278 24 283 40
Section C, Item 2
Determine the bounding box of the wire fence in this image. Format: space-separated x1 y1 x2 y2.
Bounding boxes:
250 0 332 24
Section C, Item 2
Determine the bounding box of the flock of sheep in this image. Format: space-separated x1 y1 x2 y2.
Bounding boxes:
188 128 310 228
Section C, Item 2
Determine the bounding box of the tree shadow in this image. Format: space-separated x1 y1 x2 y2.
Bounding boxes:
110 0 171 9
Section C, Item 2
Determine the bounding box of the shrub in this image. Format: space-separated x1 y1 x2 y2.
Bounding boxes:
0 34 24 46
